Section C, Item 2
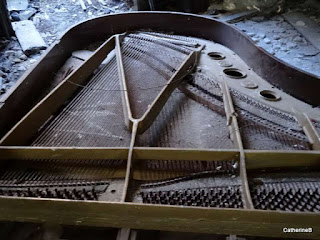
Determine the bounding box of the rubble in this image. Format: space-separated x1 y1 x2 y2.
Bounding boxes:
0 38 34 96
283 12 320 51
223 0 285 13
12 7 38 21
7 0 29 11
263 38 271 44
233 13 320 77
0 0 132 96
12 20 47 56
10 12 21 21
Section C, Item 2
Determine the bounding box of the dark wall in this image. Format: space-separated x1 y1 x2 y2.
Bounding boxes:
175 0 210 13
0 0 13 38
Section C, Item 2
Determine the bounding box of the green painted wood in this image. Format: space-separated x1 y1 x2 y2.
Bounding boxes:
0 197 318 239
245 150 320 169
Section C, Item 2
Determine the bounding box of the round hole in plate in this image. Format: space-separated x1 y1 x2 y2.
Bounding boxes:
111 189 116 194
208 52 226 60
223 68 247 79
260 90 281 101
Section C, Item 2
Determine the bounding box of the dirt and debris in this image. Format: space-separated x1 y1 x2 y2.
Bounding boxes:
1 0 320 97
12 20 47 56
233 15 320 77
205 1 320 77
283 11 320 51
222 0 285 14
0 38 38 95
10 7 37 21
0 0 132 96
29 0 131 45
7 0 29 11
232 1 320 77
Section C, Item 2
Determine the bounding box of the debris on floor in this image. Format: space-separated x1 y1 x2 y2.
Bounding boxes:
10 7 37 21
7 0 28 11
223 0 285 14
12 20 47 56
0 38 34 95
283 11 320 51
0 0 131 96
233 14 320 77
